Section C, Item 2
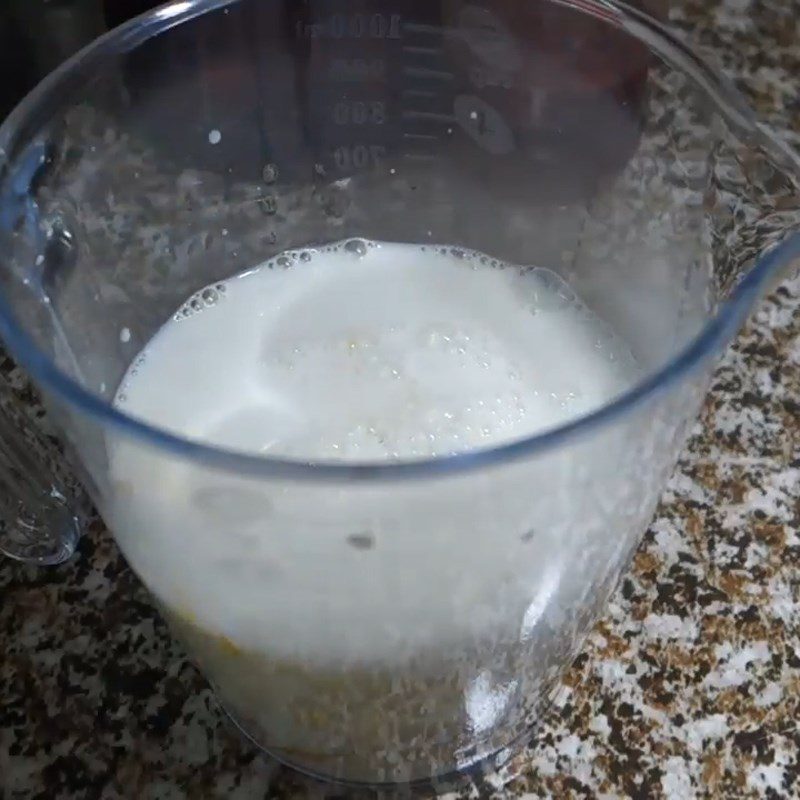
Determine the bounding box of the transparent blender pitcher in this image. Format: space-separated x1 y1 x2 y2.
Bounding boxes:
1 0 799 786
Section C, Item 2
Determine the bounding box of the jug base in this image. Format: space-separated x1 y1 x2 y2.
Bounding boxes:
220 698 526 790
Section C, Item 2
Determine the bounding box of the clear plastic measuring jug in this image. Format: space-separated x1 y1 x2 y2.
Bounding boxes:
0 0 798 786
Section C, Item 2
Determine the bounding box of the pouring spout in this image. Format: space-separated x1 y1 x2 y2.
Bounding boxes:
707 122 800 308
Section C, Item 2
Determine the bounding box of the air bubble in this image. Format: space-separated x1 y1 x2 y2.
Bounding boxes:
299 251 312 263
450 248 465 259
531 268 578 312
190 297 203 312
201 288 218 306
344 239 368 257
276 256 291 268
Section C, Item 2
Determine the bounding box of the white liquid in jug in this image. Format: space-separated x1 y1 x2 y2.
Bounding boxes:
109 240 640 779
116 241 636 465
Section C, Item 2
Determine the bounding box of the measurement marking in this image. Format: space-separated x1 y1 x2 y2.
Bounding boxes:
402 110 457 123
402 45 443 55
402 22 441 35
402 152 437 162
402 132 440 141
401 88 438 98
402 66 454 81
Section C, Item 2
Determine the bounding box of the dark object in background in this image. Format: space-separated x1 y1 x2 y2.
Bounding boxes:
11 0 107 78
0 6 38 121
1 1 106 120
0 0 162 121
111 0 666 198
105 0 165 29
2 0 669 202
1 1 668 121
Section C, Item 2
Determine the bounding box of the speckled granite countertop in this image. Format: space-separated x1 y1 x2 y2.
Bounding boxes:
2 1 799 798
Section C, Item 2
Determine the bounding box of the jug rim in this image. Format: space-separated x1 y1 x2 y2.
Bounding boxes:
0 0 798 483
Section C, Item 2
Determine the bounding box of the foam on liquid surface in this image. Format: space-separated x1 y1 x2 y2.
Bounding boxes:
116 241 636 462
110 240 640 664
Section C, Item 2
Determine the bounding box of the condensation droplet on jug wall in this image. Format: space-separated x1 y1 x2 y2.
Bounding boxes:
208 129 222 145
262 163 278 184
120 327 131 343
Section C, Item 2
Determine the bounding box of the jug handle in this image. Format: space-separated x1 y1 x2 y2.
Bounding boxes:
0 398 81 565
